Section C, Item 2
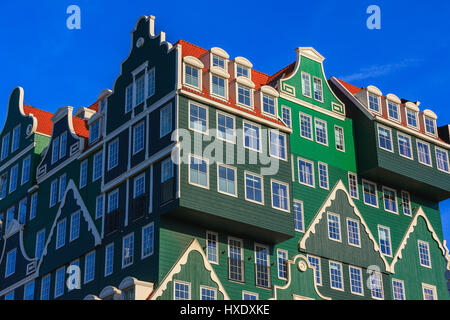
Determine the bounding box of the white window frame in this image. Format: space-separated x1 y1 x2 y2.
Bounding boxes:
104 243 114 277
107 139 119 171
95 194 104 219
132 121 146 155
301 72 312 98
210 74 227 100
200 286 217 300
69 211 80 242
277 249 288 280
188 154 209 190
435 147 450 173
416 140 433 167
59 131 67 159
58 174 66 202
348 265 364 296
367 93 381 114
334 125 345 152
401 191 412 216
362 179 378 208
51 137 60 164
281 105 292 128
318 162 329 190
377 124 394 153
84 251 96 284
244 171 264 205
54 267 65 298
418 240 432 269
346 217 361 248
242 291 259 300
9 164 18 194
92 151 103 182
50 179 58 208
397 132 414 160
184 63 201 90
312 76 324 103
298 157 315 188
89 120 101 145
369 271 384 300
107 189 119 213
216 112 236 144
270 179 290 213
243 121 261 153
328 260 344 291
261 93 277 117
387 101 400 121
35 229 45 259
406 108 418 129
141 223 154 259
30 193 38 220
299 112 313 141
56 219 67 250
422 283 437 300
21 155 31 185
206 231 219 265
315 118 328 146
348 172 359 199
122 233 135 269
293 200 305 233
173 280 191 300
1 133 10 160
378 225 392 257
392 279 406 300
327 212 342 243
307 255 322 286
424 116 437 136
160 103 173 138
133 173 146 199
382 186 398 214
5 248 16 278
236 84 253 108
269 130 287 161
188 102 209 135
79 160 88 189
217 163 237 197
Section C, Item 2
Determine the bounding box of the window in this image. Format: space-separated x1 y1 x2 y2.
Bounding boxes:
228 238 244 282
1 133 10 160
59 174 66 202
212 55 225 69
313 77 323 102
5 292 14 300
108 189 119 213
30 193 38 220
436 148 450 173
9 164 18 193
347 218 361 247
142 223 154 259
21 156 31 185
133 174 145 199
211 75 226 98
70 211 80 242
122 233 134 268
243 122 260 152
185 65 200 88
189 103 208 134
122 287 135 300
200 286 216 300
217 164 236 196
237 85 252 107
334 126 345 152
84 251 96 284
56 219 66 249
0 174 7 199
406 109 418 128
262 94 275 116
301 72 312 97
255 244 270 288
174 281 190 300
18 198 27 224
377 126 393 152
281 106 291 128
6 207 14 230
318 162 329 189
135 75 145 106
59 132 67 159
368 93 380 113
5 249 16 277
108 139 119 170
348 173 359 199
92 152 103 181
40 275 51 300
329 261 343 291
189 155 208 188
161 158 173 183
89 120 101 144
392 279 405 300
206 231 218 264
299 113 313 140
147 67 155 97
269 131 287 160
293 200 304 232
307 255 322 286
133 121 145 155
327 213 341 242
401 191 412 216
424 116 436 135
243 292 258 300
50 179 58 207
55 267 65 298
417 140 432 166
51 137 60 164
35 230 45 259
378 226 392 257
298 158 315 187
95 195 104 219
382 187 397 213
125 84 133 113
398 133 413 160
79 160 88 188
11 125 20 153
271 180 289 212
315 119 328 146
418 240 431 268
217 113 235 143
277 249 288 280
349 266 364 295
387 101 399 120
245 172 263 204
369 271 384 299
362 180 378 207
105 243 114 276
422 284 437 300
236 64 249 78
160 103 172 138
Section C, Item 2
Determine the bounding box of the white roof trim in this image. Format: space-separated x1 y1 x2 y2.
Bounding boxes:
235 76 255 89
210 47 229 59
296 47 325 63
422 109 437 120
210 66 230 79
119 276 153 290
367 85 382 96
260 85 279 97
385 93 401 104
183 56 204 69
405 101 420 112
97 89 112 101
99 286 121 298
234 56 253 68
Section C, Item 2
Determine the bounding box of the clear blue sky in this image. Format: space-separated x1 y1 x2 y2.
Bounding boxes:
0 0 449 241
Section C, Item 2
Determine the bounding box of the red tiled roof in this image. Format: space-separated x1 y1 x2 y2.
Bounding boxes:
336 79 362 94
72 116 89 138
87 101 99 112
23 105 54 136
268 62 296 84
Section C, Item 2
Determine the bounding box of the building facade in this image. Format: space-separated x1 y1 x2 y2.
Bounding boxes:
0 15 448 300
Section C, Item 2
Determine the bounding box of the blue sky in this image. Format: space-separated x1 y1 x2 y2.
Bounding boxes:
0 0 449 241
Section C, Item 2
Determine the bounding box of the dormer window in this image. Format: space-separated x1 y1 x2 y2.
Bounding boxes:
237 85 252 107
89 120 101 144
387 101 399 120
185 65 200 88
406 108 418 128
236 64 249 78
424 116 437 135
368 93 380 113
212 55 225 69
211 75 226 98
262 94 276 117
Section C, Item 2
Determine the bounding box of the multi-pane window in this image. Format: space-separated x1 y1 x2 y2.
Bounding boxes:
108 189 119 213
133 174 145 198
315 119 328 145
392 279 406 300
133 121 145 155
185 65 199 88
378 226 392 257
206 231 218 264
18 198 27 224
59 132 67 159
35 230 45 259
105 243 114 276
349 266 363 295
369 271 384 299
51 137 60 164
0 174 7 199
6 207 14 230
318 162 329 189
189 103 208 133
135 75 145 106
347 218 361 247
50 180 58 207
189 155 208 188
299 113 313 140
212 55 225 69
301 72 312 97
108 139 119 170
160 103 172 138
417 141 432 166
93 152 103 181
161 158 173 183
262 94 275 116
1 133 10 160
281 106 291 128
211 75 226 98
255 245 270 288
398 133 413 159
84 251 96 284
406 109 418 128
122 233 134 268
293 200 304 232
217 164 236 196
383 187 397 213
200 287 216 300
174 281 190 300
368 93 380 113
59 174 66 202
30 193 38 220
21 156 31 185
56 219 66 249
228 238 244 282
9 165 18 193
236 64 249 78
422 284 437 300
95 195 104 219
245 173 263 204
55 267 65 298
70 211 80 242
243 122 260 152
307 255 322 286
243 292 258 300
271 181 289 211
277 249 288 280
362 180 378 207
147 68 155 97
378 126 393 151
424 117 436 135
327 213 341 242
298 158 314 187
142 223 154 258
329 261 343 290
334 126 345 152
270 131 286 160
89 120 101 144
5 249 16 277
418 240 431 268
40 275 51 300
401 191 412 216
11 125 20 153
79 160 88 188
313 77 323 102
387 101 399 120
5 292 14 300
125 84 133 113
348 173 359 199
436 148 450 173
217 113 235 143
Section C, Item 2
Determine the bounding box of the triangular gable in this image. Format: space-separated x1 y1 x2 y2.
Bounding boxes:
149 238 229 300
390 207 450 272
299 180 391 273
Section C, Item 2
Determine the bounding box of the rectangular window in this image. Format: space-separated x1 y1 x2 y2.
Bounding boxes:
55 267 65 298
243 292 258 300
217 164 237 196
378 126 393 152
160 103 172 138
329 261 343 291
406 109 418 128
334 126 345 152
398 133 413 160
236 64 249 78
299 113 313 140
30 193 38 220
40 275 51 300
271 180 289 212
70 211 80 242
18 198 27 224
418 240 431 268
133 121 145 155
228 238 244 283
58 174 66 202
425 117 436 135
6 207 14 230
105 243 114 276
59 132 67 159
35 230 45 259
9 165 18 193
79 160 88 188
89 120 101 144
21 156 31 185
417 140 432 166
318 162 329 189
211 75 226 98
387 101 399 120
348 173 359 199
50 180 58 207
108 189 119 213
422 284 437 300
293 200 304 232
307 255 322 286
362 180 378 207
315 119 328 146
11 125 20 153
436 148 450 173
301 72 312 97
243 122 261 152
262 94 275 116
369 271 384 299
185 65 200 88
401 191 412 216
392 279 406 300
133 173 145 199
368 93 380 113
161 158 173 183
5 292 14 300
237 85 251 107
378 226 392 257
217 112 235 143
313 77 323 102
51 137 60 164
84 251 96 284
277 249 288 280
147 67 155 97
108 139 119 170
93 151 103 181
125 84 133 113
298 158 315 187
95 195 104 219
270 131 287 160
347 218 361 247
122 233 134 268
135 75 145 106
5 249 16 277
245 172 263 204
206 231 218 264
56 219 66 249
281 106 291 128
142 223 154 259
349 266 364 295
174 281 190 300
327 213 341 242
200 286 216 300
255 244 270 288
212 55 225 69
0 174 8 199
1 133 10 160
189 103 208 134
383 187 397 213
189 155 208 188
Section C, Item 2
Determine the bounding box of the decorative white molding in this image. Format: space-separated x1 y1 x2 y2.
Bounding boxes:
422 109 437 120
210 47 229 59
210 66 230 79
234 56 253 68
296 47 325 63
260 85 279 98
367 85 383 96
183 56 204 69
235 76 255 89
405 101 420 112
386 93 401 104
